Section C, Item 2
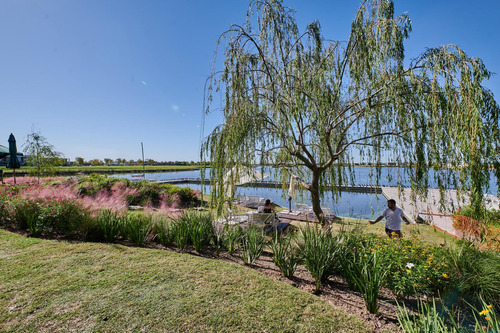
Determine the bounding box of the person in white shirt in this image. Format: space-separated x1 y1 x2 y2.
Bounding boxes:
369 199 410 238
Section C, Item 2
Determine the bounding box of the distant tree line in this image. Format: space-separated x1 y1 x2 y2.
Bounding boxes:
71 158 203 166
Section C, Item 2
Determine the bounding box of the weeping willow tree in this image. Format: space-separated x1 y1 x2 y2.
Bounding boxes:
202 0 500 224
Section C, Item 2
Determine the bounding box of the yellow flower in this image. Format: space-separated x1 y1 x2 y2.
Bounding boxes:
406 270 411 274
442 273 449 279
486 317 490 321
487 305 493 309
413 284 417 287
479 309 489 316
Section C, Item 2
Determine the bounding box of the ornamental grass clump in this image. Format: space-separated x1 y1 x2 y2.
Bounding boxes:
343 250 389 314
154 215 175 247
397 298 457 333
122 214 152 246
241 225 265 265
171 214 191 250
269 232 301 278
96 209 122 242
186 211 214 252
447 241 500 305
299 226 344 293
222 224 243 255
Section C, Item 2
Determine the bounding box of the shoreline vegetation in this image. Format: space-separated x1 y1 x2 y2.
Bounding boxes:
0 165 201 177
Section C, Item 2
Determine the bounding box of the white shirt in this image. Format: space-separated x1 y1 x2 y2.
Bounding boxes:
381 207 405 230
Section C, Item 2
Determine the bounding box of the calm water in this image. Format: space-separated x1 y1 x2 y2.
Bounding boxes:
111 168 408 219
113 167 499 219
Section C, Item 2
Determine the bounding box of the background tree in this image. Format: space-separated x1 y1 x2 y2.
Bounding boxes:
202 0 500 222
104 158 113 165
89 159 104 166
23 131 63 180
75 157 85 165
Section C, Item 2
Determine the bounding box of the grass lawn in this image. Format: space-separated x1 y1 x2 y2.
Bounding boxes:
0 229 369 333
290 217 458 247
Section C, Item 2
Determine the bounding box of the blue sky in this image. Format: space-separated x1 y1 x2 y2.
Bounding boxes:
1 0 499 162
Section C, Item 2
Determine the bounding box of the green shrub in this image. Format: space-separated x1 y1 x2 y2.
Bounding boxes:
77 173 121 197
171 215 191 250
447 241 500 305
298 226 345 293
269 233 300 278
122 214 152 246
96 209 122 242
397 299 457 333
222 224 243 255
162 184 199 207
26 213 42 237
343 251 389 314
185 211 214 252
241 225 265 265
37 199 88 238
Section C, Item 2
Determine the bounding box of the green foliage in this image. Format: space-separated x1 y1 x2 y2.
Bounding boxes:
23 130 63 179
397 299 457 333
122 214 152 246
343 232 451 297
186 211 214 252
26 213 42 237
95 209 122 242
269 232 300 278
161 184 199 207
343 251 388 314
203 0 500 222
397 298 499 333
459 205 500 228
240 225 265 265
154 215 175 247
222 224 243 255
76 173 121 197
298 226 345 293
447 241 500 304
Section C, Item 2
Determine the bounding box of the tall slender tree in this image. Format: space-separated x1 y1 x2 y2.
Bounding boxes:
202 0 500 223
23 131 62 181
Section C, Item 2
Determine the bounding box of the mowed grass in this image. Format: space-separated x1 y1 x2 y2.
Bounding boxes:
0 229 369 333
290 217 458 246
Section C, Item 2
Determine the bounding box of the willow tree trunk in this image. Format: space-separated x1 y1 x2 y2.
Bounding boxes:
310 170 326 226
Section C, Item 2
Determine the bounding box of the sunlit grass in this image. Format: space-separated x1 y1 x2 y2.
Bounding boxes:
0 229 369 332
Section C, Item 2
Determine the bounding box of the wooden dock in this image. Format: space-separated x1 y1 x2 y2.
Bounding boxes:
158 178 382 194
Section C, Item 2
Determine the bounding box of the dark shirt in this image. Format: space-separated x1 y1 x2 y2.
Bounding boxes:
263 208 273 213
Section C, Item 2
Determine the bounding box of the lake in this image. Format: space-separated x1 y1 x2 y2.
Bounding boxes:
111 166 500 219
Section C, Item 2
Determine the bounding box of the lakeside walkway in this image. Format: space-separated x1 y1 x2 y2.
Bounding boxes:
381 187 500 238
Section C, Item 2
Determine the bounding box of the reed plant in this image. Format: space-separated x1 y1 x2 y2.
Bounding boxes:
447 241 500 305
222 224 243 255
269 232 300 278
241 225 265 265
171 215 191 250
154 215 175 247
298 226 344 293
123 214 152 246
343 250 389 314
26 213 42 237
187 211 214 252
397 298 457 333
96 209 122 242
